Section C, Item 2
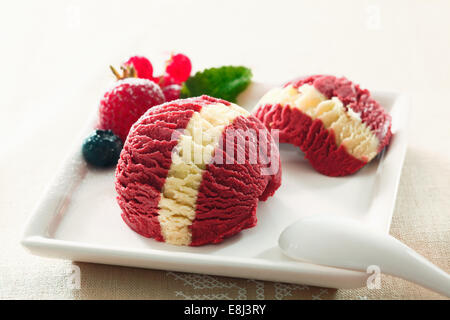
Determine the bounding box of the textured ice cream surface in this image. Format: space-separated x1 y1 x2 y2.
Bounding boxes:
254 75 392 176
115 95 281 246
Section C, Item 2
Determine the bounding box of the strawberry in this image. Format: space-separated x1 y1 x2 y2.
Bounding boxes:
99 66 165 141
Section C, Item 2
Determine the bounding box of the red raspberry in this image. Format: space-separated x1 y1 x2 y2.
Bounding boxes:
162 84 181 101
165 53 192 83
155 74 179 86
98 78 165 141
123 56 153 80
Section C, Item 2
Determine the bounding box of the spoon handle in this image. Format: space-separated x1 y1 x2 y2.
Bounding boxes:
370 235 450 297
279 217 450 297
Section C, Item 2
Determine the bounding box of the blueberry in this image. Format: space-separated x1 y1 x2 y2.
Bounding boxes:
82 129 123 167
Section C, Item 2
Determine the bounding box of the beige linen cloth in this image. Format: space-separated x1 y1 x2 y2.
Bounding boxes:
0 0 448 299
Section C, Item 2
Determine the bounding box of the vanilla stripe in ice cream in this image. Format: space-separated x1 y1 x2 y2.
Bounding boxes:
257 84 379 162
157 103 249 245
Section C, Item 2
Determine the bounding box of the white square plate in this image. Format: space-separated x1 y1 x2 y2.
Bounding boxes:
21 82 410 289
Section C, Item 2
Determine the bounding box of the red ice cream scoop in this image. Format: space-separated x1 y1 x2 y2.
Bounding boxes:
115 95 281 246
253 75 392 177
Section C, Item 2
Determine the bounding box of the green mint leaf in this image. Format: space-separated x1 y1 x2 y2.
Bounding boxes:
180 66 252 103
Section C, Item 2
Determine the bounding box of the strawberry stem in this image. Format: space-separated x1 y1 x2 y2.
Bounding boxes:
110 64 137 80
110 66 122 80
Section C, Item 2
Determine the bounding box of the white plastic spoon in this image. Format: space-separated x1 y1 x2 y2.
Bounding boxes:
279 216 450 297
